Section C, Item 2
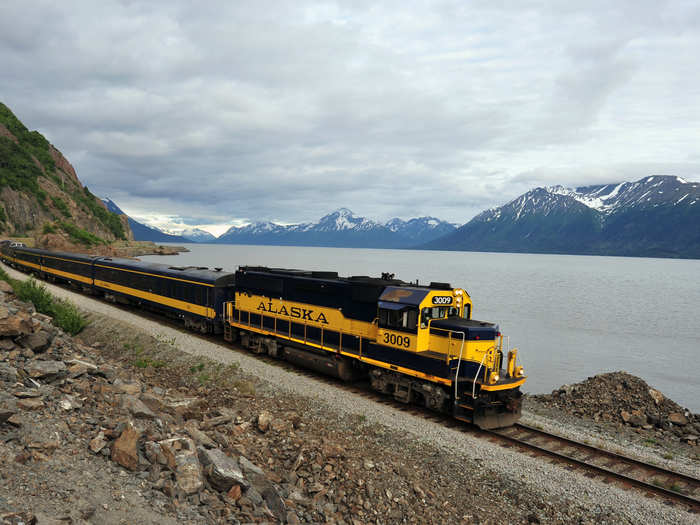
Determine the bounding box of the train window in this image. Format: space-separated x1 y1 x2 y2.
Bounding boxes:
379 307 418 333
421 307 448 328
463 304 471 319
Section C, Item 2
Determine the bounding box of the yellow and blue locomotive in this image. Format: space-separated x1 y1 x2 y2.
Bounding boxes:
0 245 525 429
226 267 525 429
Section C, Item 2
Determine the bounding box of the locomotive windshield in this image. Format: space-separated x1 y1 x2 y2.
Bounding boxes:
378 306 418 332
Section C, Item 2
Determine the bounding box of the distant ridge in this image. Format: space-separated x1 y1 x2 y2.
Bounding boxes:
216 208 457 248
102 198 192 243
423 175 700 259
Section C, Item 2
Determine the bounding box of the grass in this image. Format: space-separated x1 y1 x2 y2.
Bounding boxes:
58 221 106 246
0 270 88 335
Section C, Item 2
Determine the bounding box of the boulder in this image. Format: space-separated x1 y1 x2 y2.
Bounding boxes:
111 422 141 471
669 412 688 426
121 395 157 420
184 420 216 448
0 311 33 336
159 437 203 495
24 360 67 381
19 330 52 353
198 446 249 492
0 363 18 383
0 280 13 294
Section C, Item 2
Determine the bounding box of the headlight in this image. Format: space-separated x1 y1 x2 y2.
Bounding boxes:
491 373 499 383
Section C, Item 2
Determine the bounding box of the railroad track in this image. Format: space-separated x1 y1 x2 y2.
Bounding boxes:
10 266 700 514
486 423 700 512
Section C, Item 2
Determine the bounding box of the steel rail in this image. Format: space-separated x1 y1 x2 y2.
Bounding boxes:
487 423 700 512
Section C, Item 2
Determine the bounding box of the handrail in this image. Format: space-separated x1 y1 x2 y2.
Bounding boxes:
472 346 495 400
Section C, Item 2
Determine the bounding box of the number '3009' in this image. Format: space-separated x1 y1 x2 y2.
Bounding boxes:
383 332 410 348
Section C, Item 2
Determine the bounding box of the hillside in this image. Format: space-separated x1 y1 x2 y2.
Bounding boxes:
0 102 131 247
425 176 700 259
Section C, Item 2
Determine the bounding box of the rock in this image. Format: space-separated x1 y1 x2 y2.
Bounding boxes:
628 413 647 427
66 358 98 378
0 338 16 351
184 420 216 448
261 484 287 522
19 330 51 353
227 484 242 501
159 437 203 495
0 395 17 423
111 422 141 471
139 392 167 413
89 431 108 453
0 280 13 293
257 411 272 432
0 363 18 383
669 412 688 426
239 456 264 477
166 397 205 419
648 388 665 405
59 395 82 411
17 398 44 411
200 414 232 430
121 395 157 419
198 447 249 492
113 379 142 395
0 311 32 336
24 360 67 381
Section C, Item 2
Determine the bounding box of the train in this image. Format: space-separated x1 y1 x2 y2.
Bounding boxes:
0 243 526 429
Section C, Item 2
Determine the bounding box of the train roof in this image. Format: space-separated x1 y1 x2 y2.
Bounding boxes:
97 257 236 285
237 266 452 290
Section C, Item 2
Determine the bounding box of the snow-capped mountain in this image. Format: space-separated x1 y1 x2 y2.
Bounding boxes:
424 175 700 258
101 198 191 243
168 227 217 243
385 216 457 245
216 209 454 248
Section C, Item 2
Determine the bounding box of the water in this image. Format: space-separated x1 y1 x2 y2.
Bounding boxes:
142 244 700 411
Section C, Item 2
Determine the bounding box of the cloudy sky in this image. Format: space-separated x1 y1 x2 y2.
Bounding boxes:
2 1 699 234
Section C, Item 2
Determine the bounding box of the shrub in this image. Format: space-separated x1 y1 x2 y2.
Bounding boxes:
43 222 57 234
58 221 106 246
50 196 71 218
5 276 88 335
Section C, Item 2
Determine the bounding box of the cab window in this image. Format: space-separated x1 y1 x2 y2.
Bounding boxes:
421 306 449 327
379 307 418 333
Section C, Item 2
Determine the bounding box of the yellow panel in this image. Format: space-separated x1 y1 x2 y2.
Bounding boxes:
43 266 92 285
94 280 215 318
234 293 378 339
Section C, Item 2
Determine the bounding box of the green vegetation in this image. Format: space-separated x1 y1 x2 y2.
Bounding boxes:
50 196 71 218
58 221 106 246
0 103 56 173
0 270 88 335
42 222 57 234
72 186 126 240
0 205 6 223
0 136 49 202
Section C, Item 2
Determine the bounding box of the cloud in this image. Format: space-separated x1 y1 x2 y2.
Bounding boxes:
1 0 699 228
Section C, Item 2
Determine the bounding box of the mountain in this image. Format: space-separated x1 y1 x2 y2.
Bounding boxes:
424 175 700 258
0 102 131 245
174 227 216 243
101 198 191 243
216 208 456 248
385 216 457 245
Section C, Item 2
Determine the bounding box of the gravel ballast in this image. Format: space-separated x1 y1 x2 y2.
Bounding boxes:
2 262 697 524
